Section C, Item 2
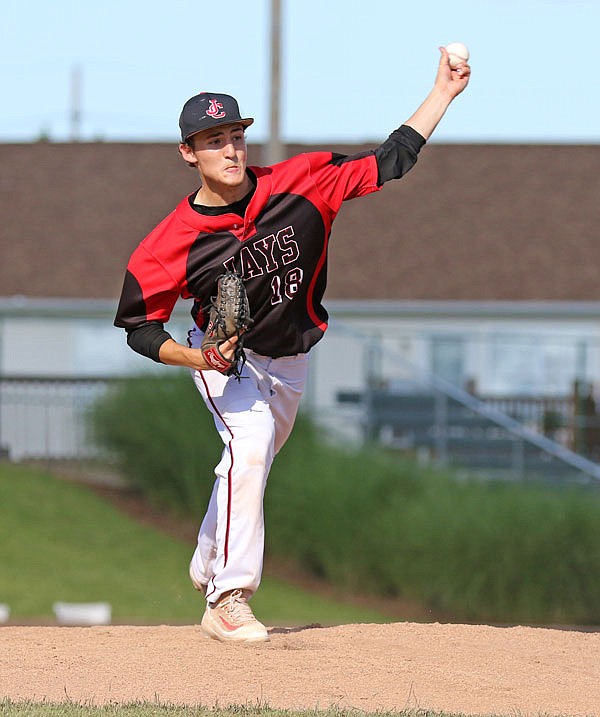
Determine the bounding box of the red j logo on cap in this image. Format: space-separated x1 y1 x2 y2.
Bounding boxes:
206 99 226 119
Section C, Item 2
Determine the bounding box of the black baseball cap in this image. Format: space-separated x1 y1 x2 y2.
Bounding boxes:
179 92 254 142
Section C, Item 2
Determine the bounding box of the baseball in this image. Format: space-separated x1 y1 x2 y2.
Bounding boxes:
445 42 470 68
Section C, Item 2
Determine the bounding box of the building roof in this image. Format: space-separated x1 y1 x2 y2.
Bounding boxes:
1 141 598 302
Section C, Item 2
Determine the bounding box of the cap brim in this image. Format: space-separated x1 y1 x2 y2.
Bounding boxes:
184 117 254 142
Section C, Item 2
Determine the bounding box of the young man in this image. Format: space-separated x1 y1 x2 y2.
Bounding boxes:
114 48 470 642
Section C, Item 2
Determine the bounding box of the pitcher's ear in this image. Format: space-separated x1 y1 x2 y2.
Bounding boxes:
179 142 198 168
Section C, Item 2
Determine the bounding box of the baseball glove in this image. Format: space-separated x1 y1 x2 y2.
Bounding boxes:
201 272 252 379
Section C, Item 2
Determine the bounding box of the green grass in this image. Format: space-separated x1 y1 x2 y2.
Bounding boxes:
0 701 501 717
0 463 389 625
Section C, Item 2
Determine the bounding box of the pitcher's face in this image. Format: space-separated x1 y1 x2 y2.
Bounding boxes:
180 123 248 192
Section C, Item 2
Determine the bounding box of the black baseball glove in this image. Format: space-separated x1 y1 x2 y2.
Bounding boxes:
201 272 252 379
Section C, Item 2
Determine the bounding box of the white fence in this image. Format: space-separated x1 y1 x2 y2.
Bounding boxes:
0 377 110 461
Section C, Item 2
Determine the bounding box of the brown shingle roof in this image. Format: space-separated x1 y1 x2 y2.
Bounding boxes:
0 143 193 300
1 141 598 301
319 142 600 301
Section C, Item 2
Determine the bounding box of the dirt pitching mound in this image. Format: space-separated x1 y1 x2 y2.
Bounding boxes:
2 622 599 716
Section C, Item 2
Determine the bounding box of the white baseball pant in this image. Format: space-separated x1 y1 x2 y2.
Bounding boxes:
187 325 309 604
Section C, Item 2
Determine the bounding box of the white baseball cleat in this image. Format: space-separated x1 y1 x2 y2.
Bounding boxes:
201 589 269 643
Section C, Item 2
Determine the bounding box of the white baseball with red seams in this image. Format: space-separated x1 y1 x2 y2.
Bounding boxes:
445 42 470 68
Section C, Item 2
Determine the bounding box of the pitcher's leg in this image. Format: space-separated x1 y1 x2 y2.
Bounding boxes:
190 361 275 604
189 482 218 591
245 351 309 455
205 403 275 602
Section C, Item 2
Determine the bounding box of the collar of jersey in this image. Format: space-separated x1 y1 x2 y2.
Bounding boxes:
176 167 271 237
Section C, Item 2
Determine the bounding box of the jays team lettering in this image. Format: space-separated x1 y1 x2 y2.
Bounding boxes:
223 225 299 281
223 227 303 310
115 150 381 358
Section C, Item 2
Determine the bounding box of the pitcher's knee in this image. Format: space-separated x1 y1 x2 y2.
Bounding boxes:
245 429 276 468
230 413 275 468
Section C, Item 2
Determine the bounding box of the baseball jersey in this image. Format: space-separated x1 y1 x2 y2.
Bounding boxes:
115 127 424 358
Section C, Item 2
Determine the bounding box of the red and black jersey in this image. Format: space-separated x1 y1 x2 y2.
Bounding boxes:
115 128 424 358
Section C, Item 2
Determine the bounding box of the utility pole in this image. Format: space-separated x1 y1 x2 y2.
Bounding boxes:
70 65 82 142
266 0 284 164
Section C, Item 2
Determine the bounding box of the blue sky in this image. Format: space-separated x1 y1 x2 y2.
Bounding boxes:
1 0 597 144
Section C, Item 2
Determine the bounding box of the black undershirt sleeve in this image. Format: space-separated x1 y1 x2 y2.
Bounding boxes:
374 124 427 185
126 322 173 363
